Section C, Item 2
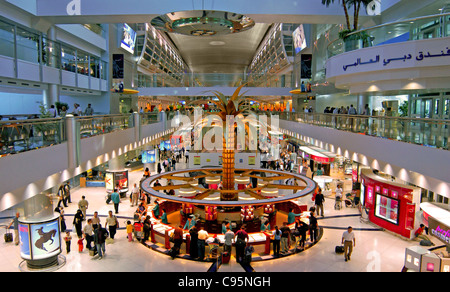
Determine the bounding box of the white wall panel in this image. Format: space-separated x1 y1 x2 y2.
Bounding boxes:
16 60 40 82
0 56 15 78
41 66 60 84
61 70 76 87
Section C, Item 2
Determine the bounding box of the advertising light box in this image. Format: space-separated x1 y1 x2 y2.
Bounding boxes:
293 24 307 54
142 150 156 164
120 23 137 54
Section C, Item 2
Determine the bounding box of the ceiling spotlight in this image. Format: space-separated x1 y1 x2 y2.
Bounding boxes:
209 41 226 46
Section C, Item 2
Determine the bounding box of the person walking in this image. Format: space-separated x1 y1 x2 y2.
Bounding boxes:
111 189 120 214
342 226 356 262
7 212 20 245
93 224 109 259
78 195 89 219
131 183 140 207
73 209 84 238
157 162 162 175
142 215 152 243
315 188 325 217
105 210 118 240
64 181 72 204
91 211 100 230
309 213 319 243
57 184 68 208
280 222 291 254
60 208 67 232
83 218 94 250
272 226 282 257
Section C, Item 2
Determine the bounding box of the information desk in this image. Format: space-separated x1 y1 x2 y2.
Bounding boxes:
146 200 311 258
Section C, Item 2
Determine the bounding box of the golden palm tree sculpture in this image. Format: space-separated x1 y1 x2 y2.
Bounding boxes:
188 84 262 201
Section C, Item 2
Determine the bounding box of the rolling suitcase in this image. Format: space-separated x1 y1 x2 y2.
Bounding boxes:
335 246 344 253
4 227 13 243
222 251 231 264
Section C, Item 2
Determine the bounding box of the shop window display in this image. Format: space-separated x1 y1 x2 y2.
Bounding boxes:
375 193 399 225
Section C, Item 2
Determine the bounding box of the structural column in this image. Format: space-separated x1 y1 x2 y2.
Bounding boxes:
43 26 60 109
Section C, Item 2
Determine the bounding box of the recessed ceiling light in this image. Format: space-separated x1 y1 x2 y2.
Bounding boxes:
209 41 226 46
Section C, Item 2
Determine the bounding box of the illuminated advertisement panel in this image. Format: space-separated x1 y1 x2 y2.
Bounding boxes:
120 23 137 54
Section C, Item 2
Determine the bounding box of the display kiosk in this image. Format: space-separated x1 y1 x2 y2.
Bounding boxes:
404 246 430 272
105 170 129 196
16 193 64 271
18 215 62 269
360 169 421 239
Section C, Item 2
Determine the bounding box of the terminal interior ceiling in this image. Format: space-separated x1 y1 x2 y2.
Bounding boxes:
0 0 449 273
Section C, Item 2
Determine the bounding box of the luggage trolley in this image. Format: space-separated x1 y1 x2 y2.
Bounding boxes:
133 222 144 241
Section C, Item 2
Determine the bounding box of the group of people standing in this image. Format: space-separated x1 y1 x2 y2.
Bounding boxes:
55 182 121 260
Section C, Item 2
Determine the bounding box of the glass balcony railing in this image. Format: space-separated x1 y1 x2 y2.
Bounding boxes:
0 118 66 156
0 113 160 157
327 13 450 58
136 73 294 88
78 114 134 139
269 111 450 150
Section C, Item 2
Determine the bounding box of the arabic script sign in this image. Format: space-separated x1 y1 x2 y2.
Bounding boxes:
326 37 450 79
342 47 450 71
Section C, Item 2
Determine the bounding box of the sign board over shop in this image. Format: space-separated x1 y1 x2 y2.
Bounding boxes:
429 217 450 246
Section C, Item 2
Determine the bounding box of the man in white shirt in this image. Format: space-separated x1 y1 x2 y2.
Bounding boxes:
131 183 140 207
197 227 209 261
83 218 94 250
48 105 57 117
342 226 356 261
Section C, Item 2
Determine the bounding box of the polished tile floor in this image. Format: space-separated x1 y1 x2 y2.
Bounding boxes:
0 162 432 272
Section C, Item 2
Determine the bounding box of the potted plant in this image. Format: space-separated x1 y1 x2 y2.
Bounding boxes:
322 0 373 51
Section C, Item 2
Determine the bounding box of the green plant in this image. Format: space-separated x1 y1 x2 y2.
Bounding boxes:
34 102 57 142
55 101 69 115
322 0 372 32
399 101 409 117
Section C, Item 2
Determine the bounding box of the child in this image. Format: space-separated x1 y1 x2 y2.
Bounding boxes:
64 231 72 253
126 220 134 242
78 237 84 252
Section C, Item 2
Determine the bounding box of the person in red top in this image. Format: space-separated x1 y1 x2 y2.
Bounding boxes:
415 224 434 245
171 225 184 259
235 225 249 263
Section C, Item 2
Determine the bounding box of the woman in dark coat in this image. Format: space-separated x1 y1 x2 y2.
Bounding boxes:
189 226 199 259
157 162 162 174
73 209 84 238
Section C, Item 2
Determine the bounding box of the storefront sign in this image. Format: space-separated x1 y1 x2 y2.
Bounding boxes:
429 217 450 245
